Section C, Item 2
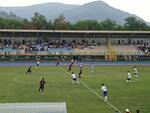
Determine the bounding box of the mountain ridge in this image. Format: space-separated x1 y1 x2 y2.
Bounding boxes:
0 1 148 24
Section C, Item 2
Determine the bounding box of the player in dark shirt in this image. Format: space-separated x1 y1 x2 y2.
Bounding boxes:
26 66 32 74
68 64 72 71
78 68 82 79
38 77 46 93
56 58 60 66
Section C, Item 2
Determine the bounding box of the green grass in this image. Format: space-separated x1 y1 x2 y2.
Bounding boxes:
0 65 150 113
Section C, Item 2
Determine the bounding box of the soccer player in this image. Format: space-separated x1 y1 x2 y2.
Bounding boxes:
56 58 60 66
71 72 79 84
68 64 72 72
125 109 130 113
136 110 140 113
127 71 131 82
78 68 82 79
36 60 40 69
115 111 119 113
38 77 46 93
26 66 32 74
101 82 108 101
78 61 83 69
134 66 139 78
71 58 74 65
90 62 94 73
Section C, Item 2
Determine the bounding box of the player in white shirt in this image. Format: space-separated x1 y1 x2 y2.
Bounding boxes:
36 60 40 69
71 59 74 65
127 71 131 82
134 66 138 78
125 108 130 113
90 63 94 73
71 72 79 84
79 61 83 69
101 83 108 101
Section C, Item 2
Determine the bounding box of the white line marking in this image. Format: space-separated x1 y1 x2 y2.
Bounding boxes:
60 66 121 113
13 77 34 85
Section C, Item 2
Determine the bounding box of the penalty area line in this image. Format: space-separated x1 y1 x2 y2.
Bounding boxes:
59 66 121 113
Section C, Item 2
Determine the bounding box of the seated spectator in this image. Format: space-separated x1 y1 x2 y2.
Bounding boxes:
0 38 98 53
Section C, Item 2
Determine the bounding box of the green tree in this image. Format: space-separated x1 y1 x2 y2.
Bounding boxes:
0 18 5 28
0 18 22 29
100 19 118 30
46 20 54 30
73 20 100 30
22 19 33 29
53 15 71 30
124 16 149 30
116 25 124 30
31 12 48 29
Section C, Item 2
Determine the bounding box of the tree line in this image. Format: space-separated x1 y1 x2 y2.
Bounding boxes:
0 12 150 30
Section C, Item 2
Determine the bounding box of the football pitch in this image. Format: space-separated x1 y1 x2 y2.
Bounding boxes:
0 65 149 113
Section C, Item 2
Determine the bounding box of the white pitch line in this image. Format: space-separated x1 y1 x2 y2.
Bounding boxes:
13 77 25 84
60 66 121 113
13 77 34 85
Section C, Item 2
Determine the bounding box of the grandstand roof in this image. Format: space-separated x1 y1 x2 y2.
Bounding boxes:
0 29 150 33
0 29 150 38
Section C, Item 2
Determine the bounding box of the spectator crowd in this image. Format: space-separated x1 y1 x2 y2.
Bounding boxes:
0 39 97 52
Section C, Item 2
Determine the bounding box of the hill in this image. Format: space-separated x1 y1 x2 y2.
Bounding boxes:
0 1 147 24
63 1 139 24
0 3 78 20
0 10 22 20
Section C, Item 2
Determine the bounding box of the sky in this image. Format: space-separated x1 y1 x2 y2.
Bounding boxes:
0 0 150 22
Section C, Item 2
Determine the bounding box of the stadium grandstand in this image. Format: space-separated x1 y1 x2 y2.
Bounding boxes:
0 29 149 61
